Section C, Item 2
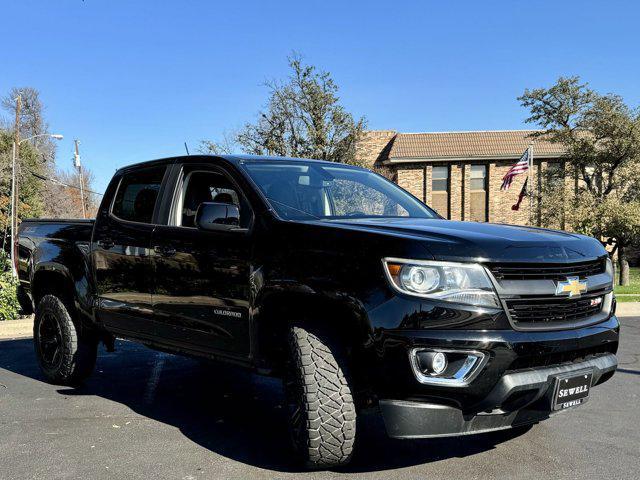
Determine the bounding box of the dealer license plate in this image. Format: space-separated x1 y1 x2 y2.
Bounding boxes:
553 370 593 411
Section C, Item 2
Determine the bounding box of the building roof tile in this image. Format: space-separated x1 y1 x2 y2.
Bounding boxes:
387 130 565 161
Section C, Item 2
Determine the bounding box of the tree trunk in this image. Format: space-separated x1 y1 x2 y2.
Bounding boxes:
618 243 630 286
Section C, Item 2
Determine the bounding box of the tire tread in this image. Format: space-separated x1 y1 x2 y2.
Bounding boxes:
34 295 97 385
288 324 356 468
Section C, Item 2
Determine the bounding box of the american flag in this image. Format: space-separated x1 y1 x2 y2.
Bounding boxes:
501 149 530 190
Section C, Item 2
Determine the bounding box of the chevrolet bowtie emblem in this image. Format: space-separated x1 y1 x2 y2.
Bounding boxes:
555 277 588 298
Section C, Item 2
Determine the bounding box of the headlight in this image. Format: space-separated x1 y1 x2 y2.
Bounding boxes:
605 257 614 287
383 258 500 308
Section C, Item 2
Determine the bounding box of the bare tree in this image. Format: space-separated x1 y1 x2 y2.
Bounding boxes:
198 131 237 155
42 166 100 219
1 87 56 162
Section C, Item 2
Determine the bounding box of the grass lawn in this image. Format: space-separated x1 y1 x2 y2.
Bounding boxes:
614 266 640 302
616 295 640 302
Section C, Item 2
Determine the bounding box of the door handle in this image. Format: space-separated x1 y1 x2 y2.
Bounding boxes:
154 245 176 257
97 239 114 249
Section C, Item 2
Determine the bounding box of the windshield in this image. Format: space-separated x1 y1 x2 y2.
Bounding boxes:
241 160 438 221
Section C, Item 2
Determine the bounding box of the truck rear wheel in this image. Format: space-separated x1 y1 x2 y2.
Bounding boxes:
33 295 97 385
284 323 356 469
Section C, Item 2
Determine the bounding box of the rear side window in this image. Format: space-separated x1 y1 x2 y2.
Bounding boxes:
112 166 166 223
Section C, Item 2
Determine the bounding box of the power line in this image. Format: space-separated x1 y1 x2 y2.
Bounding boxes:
29 170 104 196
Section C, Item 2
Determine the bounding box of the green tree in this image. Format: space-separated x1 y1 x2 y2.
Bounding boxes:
202 54 366 165
0 130 46 243
1 87 53 245
0 251 19 321
0 87 56 318
519 76 640 285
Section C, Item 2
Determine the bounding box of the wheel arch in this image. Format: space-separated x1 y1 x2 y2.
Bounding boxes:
31 264 76 308
32 264 100 340
254 288 375 400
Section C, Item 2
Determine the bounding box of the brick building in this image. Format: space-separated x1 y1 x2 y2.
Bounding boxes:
355 130 566 226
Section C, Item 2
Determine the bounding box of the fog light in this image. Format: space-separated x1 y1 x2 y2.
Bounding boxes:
417 351 448 375
432 352 447 374
411 348 487 387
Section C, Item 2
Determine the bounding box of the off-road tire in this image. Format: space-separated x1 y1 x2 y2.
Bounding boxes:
284 323 356 469
33 294 97 385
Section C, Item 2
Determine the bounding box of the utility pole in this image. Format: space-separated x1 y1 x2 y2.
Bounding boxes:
9 95 22 277
73 139 86 219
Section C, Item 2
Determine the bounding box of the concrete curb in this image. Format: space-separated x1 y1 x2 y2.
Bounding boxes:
615 302 640 317
0 317 34 339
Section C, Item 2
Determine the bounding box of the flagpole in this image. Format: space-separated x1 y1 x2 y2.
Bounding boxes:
528 143 534 225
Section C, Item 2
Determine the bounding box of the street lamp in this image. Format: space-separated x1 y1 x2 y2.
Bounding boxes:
19 133 64 144
9 133 64 277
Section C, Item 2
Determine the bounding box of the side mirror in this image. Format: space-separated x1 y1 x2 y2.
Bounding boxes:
195 202 241 232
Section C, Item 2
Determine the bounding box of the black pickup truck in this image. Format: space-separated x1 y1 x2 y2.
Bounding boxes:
17 154 619 468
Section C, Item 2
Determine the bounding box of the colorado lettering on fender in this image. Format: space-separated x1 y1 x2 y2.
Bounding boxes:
213 308 242 318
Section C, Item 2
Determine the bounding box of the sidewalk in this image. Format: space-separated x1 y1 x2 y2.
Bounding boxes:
614 302 640 317
1 304 639 340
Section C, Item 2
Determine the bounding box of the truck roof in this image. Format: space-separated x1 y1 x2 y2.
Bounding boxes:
115 154 365 174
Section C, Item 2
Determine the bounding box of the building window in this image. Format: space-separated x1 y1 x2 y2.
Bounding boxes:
469 165 487 222
431 166 449 218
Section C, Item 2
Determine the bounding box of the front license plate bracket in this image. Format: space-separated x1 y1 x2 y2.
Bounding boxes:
552 369 593 411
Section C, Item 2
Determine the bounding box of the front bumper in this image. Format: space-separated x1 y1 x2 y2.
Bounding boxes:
380 352 617 438
371 315 619 405
368 311 620 438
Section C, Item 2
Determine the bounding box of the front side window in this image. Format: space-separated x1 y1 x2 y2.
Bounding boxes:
240 161 437 221
112 166 165 223
469 165 487 222
176 169 251 228
431 166 449 219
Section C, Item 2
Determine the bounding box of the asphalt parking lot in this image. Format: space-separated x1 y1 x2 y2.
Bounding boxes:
1 316 638 480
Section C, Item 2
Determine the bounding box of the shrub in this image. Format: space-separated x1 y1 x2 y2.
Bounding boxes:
0 251 19 321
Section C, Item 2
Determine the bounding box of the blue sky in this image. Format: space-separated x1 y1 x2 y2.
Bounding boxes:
3 0 639 193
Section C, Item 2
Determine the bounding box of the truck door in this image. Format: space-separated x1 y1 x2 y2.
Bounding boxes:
150 163 254 360
92 164 168 336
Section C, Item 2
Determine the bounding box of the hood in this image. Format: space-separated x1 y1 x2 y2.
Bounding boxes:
320 218 606 263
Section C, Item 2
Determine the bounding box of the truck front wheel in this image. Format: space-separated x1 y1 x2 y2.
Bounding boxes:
284 323 357 469
33 295 97 385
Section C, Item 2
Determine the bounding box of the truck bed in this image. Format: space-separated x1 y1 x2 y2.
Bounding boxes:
19 218 95 242
16 218 96 312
